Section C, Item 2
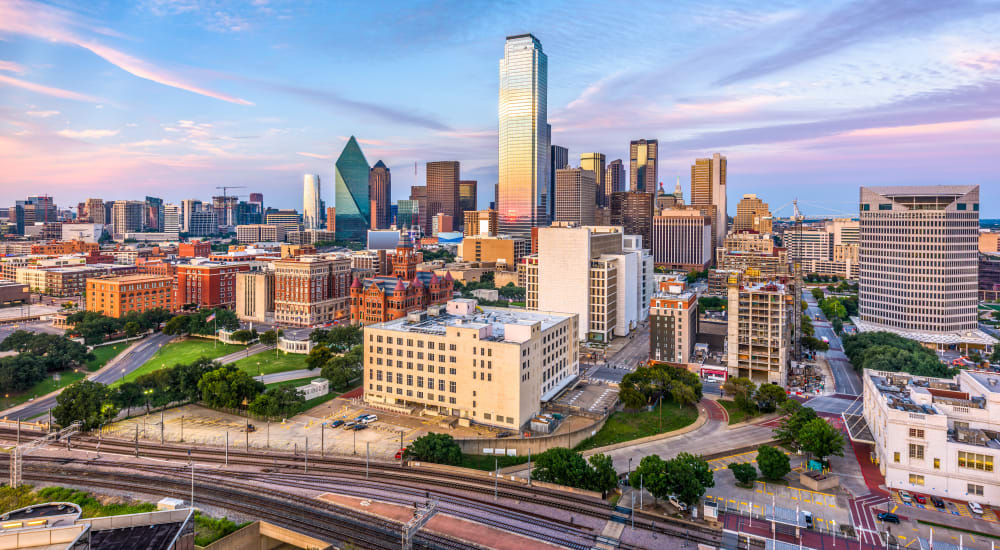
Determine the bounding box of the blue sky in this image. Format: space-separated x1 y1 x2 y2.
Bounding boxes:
1 0 999 217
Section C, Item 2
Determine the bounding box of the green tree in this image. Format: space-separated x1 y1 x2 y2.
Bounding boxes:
756 445 790 480
403 432 462 466
306 345 334 371
0 355 46 393
810 288 825 301
587 453 619 494
163 315 190 335
114 381 143 416
664 452 714 506
619 386 647 409
259 330 278 346
723 377 757 414
249 386 305 419
773 401 818 447
198 366 264 409
631 454 670 504
754 383 787 413
229 329 254 343
670 383 698 409
51 380 118 430
797 418 845 465
124 321 141 337
729 462 757 486
532 447 594 489
832 317 844 334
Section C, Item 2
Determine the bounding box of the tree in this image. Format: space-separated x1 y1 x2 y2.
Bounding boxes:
404 432 462 465
631 454 670 503
51 380 118 430
0 355 46 393
756 445 790 480
671 383 697 409
832 317 844 334
229 329 254 343
754 383 787 413
797 418 845 465
619 386 647 409
810 288 825 301
306 345 334 371
163 315 190 335
587 453 619 494
259 330 278 346
801 336 829 352
729 462 757 486
992 346 1000 365
124 321 141 337
664 452 714 506
532 447 594 489
723 377 757 414
114 381 143 416
249 386 305 419
198 366 264 409
773 402 818 447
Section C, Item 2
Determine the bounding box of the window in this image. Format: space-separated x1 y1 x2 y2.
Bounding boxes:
484 413 491 420
878 204 891 210
908 474 924 486
958 451 994 471
893 452 900 463
449 381 456 393
909 444 924 460
908 428 924 438
933 458 940 469
969 484 984 496
957 203 967 211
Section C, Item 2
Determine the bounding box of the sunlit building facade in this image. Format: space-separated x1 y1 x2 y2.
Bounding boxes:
303 174 322 230
369 160 392 230
498 33 549 238
334 136 371 242
629 139 657 193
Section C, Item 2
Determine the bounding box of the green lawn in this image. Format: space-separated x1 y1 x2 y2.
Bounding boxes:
4 370 87 408
460 453 528 471
718 399 752 425
229 351 309 377
574 399 699 451
261 378 359 417
114 339 245 386
86 344 128 371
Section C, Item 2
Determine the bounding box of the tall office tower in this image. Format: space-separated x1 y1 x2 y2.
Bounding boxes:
396 200 420 232
144 196 164 231
163 204 180 234
784 229 833 261
859 186 991 348
733 194 772 234
629 139 658 192
825 218 859 245
427 161 460 223
326 207 336 232
249 193 263 207
76 202 86 220
85 198 106 225
581 153 607 208
651 208 713 271
610 192 654 249
463 210 499 237
606 159 625 196
673 177 684 203
369 160 392 230
727 280 791 383
302 174 322 229
111 200 144 237
180 199 201 233
334 136 371 242
233 200 262 226
554 167 596 225
498 33 549 238
458 180 477 225
690 153 728 250
549 145 569 219
408 186 430 236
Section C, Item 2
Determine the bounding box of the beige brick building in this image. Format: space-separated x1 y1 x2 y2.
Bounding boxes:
363 299 578 429
727 280 792 383
457 236 527 270
235 271 274 323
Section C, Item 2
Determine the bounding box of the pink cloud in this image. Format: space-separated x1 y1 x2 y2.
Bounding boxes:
0 74 103 102
0 60 25 74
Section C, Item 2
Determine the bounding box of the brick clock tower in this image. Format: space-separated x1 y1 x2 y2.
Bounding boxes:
392 244 417 280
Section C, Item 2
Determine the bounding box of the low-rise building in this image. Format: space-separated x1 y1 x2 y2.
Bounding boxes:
649 281 698 364
174 260 250 310
862 369 1000 506
236 224 285 244
86 274 174 318
0 281 29 306
726 280 792 384
178 240 211 258
363 298 579 429
457 236 527 271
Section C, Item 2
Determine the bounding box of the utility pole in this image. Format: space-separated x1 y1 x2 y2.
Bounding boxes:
321 423 325 457
225 432 228 466
792 198 804 362
160 410 164 445
494 458 498 501
134 424 139 457
366 442 370 479
304 436 308 473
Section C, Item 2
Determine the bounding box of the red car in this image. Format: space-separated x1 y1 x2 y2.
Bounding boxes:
395 447 407 460
914 494 927 504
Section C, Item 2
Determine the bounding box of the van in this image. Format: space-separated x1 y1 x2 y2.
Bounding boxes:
361 414 378 424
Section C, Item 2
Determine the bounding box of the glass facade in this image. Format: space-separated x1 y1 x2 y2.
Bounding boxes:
334 136 371 242
303 174 321 229
396 200 420 231
498 34 548 238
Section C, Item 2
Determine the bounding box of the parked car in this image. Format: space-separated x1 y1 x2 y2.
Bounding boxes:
898 491 913 504
330 420 344 428
803 511 813 529
914 494 927 505
353 423 368 431
877 512 900 524
496 431 513 438
343 421 357 429
969 502 984 515
395 447 407 460
931 497 945 510
361 415 378 424
667 495 688 512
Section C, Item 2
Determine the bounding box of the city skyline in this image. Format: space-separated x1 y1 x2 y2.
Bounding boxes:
1 1 1000 217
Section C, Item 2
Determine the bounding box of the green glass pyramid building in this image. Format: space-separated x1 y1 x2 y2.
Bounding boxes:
334 136 371 242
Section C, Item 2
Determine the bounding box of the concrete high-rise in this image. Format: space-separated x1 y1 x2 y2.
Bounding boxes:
610 192 654 249
111 200 144 237
303 174 322 230
691 153 728 250
427 161 460 224
581 153 607 208
727 280 791 383
163 204 180 235
606 159 625 196
651 207 713 271
629 139 657 193
858 186 992 350
85 198 106 225
554 167 596 226
549 145 568 220
464 210 498 237
369 161 391 230
409 186 429 235
334 136 371 242
498 33 549 238
733 194 771 234
144 196 164 231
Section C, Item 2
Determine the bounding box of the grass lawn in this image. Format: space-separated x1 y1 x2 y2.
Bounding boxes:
260 378 360 417
460 453 528 471
4 370 87 407
114 339 244 386
574 399 699 452
229 351 309 377
718 399 753 425
86 344 128 371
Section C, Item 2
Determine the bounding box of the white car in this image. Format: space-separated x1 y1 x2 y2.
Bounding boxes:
898 491 913 504
969 502 984 515
361 414 378 424
668 495 688 512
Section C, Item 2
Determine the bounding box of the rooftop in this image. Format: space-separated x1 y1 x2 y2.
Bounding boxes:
852 317 997 345
374 300 571 341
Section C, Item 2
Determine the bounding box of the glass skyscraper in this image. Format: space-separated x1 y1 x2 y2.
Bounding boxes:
303 174 321 229
334 136 371 242
498 33 549 238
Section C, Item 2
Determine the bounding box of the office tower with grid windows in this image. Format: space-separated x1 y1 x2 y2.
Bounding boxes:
690 153 728 250
629 139 657 193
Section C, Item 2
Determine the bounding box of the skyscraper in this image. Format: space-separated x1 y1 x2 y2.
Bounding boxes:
85 198 106 225
427 161 460 223
369 161 391 230
249 193 263 207
180 199 201 233
555 167 596 226
549 144 568 220
733 194 772 234
629 139 657 192
144 196 164 231
498 33 549 238
409 186 429 235
690 153 728 250
580 153 606 208
164 204 180 235
334 136 371 242
111 200 144 237
610 192 654 248
606 159 625 196
858 186 992 348
303 174 322 230
458 180 477 225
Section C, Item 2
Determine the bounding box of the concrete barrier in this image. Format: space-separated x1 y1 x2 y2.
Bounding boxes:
409 462 604 499
455 414 608 456
195 521 332 550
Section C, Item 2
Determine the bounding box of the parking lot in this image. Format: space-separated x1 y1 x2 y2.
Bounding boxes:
552 382 619 414
891 489 999 522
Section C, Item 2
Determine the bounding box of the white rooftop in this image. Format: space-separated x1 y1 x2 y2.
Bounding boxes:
852 317 997 346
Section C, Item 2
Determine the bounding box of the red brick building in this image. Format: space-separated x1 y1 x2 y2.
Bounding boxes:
178 241 211 258
175 261 250 309
273 256 351 326
349 245 453 325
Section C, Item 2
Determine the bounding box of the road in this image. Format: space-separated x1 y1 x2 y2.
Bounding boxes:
0 319 66 343
2 331 175 421
215 343 275 365
258 368 321 384
583 323 650 383
803 289 862 396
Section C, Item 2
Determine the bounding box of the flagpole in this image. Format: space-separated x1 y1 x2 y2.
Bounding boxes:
214 313 217 349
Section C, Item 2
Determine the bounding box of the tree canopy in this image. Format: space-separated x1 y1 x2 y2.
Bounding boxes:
797 418 845 465
66 309 172 344
633 452 714 506
619 362 703 411
756 445 791 480
532 447 619 493
843 331 953 377
403 432 462 465
52 380 118 430
0 331 92 372
198 366 264 409
249 386 305 419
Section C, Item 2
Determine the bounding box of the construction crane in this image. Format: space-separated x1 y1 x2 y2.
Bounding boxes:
791 199 804 362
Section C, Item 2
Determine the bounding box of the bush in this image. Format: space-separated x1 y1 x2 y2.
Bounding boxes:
843 332 953 377
756 445 790 480
729 462 757 486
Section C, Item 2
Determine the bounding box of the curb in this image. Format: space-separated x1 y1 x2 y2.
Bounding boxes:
579 402 709 458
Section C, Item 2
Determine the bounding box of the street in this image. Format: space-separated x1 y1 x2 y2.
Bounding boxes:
802 288 861 396
582 323 650 383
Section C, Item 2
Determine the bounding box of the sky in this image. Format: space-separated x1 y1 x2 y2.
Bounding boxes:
1 0 999 218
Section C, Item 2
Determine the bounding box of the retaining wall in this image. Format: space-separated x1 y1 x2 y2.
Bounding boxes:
456 414 608 456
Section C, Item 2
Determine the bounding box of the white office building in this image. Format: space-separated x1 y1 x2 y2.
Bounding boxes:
303 174 322 230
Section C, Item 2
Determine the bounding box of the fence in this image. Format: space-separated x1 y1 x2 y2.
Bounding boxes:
719 500 860 543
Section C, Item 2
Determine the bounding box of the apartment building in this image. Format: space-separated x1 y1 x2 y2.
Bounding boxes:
649 281 698 363
783 229 833 261
236 224 285 244
727 280 792 383
651 207 713 271
235 270 275 323
273 255 351 326
457 236 527 270
177 241 211 258
716 232 789 277
863 369 1000 506
464 210 498 237
86 274 174 318
363 298 579 429
174 260 251 310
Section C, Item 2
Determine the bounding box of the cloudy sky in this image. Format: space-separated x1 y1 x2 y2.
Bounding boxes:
1 0 999 217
